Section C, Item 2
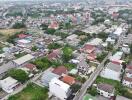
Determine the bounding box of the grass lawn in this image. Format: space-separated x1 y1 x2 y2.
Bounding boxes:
14 52 27 58
0 28 26 42
8 83 48 100
95 76 120 87
83 94 96 100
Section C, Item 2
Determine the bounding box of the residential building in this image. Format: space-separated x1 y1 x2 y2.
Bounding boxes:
60 75 75 85
0 77 19 93
109 51 123 62
87 38 103 46
80 44 95 54
77 59 90 75
97 83 115 98
122 62 132 88
52 66 68 76
41 71 59 87
49 78 71 100
12 54 34 66
48 21 59 30
47 49 61 61
100 62 122 81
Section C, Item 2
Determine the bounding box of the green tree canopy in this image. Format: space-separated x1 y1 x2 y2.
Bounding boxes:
12 22 26 29
8 69 28 83
62 46 73 62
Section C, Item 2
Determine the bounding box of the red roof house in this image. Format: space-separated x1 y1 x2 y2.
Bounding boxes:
61 75 75 85
87 53 97 61
24 63 37 71
80 44 95 54
47 49 61 60
48 21 59 30
18 34 29 39
52 66 68 76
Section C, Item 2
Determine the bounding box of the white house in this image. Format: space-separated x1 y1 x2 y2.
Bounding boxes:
109 51 123 62
106 37 115 44
0 77 19 93
97 83 115 98
121 44 130 54
100 62 122 81
17 39 31 48
49 78 71 100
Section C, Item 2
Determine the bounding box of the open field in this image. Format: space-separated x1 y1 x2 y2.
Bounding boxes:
8 83 48 100
0 28 26 36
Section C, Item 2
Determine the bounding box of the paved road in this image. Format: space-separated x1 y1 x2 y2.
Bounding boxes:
73 53 112 100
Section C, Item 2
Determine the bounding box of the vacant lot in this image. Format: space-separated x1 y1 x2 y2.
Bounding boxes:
8 83 48 100
0 29 26 36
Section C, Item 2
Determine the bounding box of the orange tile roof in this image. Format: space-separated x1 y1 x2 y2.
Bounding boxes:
61 75 75 85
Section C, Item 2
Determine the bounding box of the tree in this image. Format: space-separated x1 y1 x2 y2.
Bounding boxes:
12 22 26 29
48 43 62 50
40 23 48 30
71 84 81 93
97 32 108 41
33 57 51 70
31 46 38 51
129 44 132 54
96 52 107 62
8 69 28 83
87 87 98 96
45 28 56 35
62 46 73 62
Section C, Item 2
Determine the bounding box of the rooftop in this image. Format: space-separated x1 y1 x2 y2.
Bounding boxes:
97 83 114 93
50 78 70 92
107 62 122 72
13 54 34 66
52 66 68 76
0 77 18 88
61 75 75 85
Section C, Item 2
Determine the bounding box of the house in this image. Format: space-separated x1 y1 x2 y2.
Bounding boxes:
12 54 34 66
17 39 31 48
87 38 103 46
47 49 61 61
66 34 80 46
23 63 38 72
100 62 122 81
77 59 90 75
122 62 132 88
97 83 115 98
48 21 59 29
109 51 123 62
80 44 95 54
66 34 78 41
49 78 71 100
69 69 78 75
17 34 29 39
121 44 130 54
0 77 19 93
41 72 59 87
123 34 132 45
106 37 115 44
113 27 123 36
87 53 97 61
52 66 68 76
60 75 75 85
